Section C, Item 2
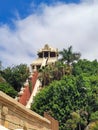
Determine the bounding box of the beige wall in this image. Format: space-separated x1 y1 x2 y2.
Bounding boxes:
0 91 56 130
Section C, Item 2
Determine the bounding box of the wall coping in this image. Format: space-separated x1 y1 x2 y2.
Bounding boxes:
0 91 50 125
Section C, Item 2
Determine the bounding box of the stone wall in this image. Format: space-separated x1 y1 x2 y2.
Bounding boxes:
44 112 59 130
0 91 59 130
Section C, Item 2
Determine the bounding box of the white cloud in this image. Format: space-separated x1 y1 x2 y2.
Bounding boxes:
81 0 98 4
0 0 98 67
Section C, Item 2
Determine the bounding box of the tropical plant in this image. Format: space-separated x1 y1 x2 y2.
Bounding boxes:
31 59 98 130
2 64 30 91
66 111 81 130
0 82 17 98
59 46 81 65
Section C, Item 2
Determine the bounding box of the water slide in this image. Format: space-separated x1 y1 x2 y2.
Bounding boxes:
17 58 48 108
26 58 48 108
17 71 38 106
41 58 48 68
26 79 41 108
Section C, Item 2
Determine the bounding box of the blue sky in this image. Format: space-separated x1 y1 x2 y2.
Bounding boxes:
0 0 80 25
0 0 98 67
0 0 32 23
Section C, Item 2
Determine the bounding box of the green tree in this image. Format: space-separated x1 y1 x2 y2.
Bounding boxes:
38 66 52 87
31 75 84 129
0 82 17 98
31 72 98 130
38 61 69 87
2 64 29 91
59 46 81 65
72 59 98 76
90 111 98 121
31 53 98 130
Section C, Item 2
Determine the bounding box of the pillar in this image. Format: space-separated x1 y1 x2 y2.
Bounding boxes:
1 106 9 128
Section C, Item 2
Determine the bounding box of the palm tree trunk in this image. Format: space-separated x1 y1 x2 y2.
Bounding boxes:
79 124 81 130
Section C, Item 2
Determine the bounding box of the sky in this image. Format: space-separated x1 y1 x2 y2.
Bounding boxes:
0 0 98 67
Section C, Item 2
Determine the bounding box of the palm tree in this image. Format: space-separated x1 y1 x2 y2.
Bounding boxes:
59 46 81 65
0 75 6 82
52 61 64 80
38 66 52 87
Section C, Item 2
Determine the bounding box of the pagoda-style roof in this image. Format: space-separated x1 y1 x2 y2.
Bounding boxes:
38 44 58 53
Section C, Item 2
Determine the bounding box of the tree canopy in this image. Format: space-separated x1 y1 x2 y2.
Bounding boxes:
0 82 17 98
1 64 29 91
31 58 98 130
0 63 29 97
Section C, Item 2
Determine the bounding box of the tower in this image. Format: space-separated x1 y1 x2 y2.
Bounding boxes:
31 44 59 71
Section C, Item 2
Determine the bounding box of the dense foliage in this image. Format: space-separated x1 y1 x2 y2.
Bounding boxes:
0 82 17 98
31 59 98 130
72 59 98 76
1 64 29 91
0 63 29 97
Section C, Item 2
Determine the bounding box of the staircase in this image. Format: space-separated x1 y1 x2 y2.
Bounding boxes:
16 58 48 108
